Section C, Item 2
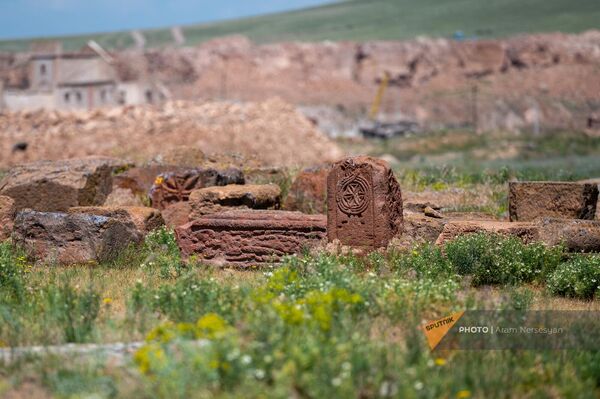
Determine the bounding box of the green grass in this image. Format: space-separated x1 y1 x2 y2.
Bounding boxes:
2 232 600 397
1 0 599 52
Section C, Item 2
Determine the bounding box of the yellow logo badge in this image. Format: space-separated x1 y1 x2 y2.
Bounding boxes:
422 311 465 350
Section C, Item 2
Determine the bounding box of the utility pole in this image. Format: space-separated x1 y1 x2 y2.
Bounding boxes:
471 83 479 133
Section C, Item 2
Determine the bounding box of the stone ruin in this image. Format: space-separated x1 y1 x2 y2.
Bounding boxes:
176 210 326 266
2 153 600 267
509 181 598 221
327 156 403 250
150 168 244 210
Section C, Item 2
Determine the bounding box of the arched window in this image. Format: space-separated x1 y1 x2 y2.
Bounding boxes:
145 90 153 103
40 64 47 76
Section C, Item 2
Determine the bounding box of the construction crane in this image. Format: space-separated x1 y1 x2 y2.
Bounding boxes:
369 71 390 120
360 71 418 139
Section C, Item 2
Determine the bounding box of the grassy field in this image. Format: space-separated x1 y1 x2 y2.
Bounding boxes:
2 230 600 398
1 0 599 52
344 129 600 183
2 130 600 396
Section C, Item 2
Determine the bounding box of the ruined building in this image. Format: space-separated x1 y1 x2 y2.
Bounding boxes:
1 41 168 111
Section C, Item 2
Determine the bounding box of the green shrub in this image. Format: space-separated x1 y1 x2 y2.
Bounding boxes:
0 242 28 302
43 367 117 399
391 243 453 279
129 274 247 325
445 233 563 286
43 279 101 343
548 255 600 299
142 228 186 279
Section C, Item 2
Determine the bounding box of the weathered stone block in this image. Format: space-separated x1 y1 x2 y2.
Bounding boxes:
327 156 403 250
538 218 600 252
149 168 244 210
13 211 139 264
189 184 281 218
391 213 448 249
104 187 145 207
0 195 16 241
0 157 127 212
435 220 540 246
161 201 192 229
68 206 164 238
175 210 326 266
284 164 330 214
509 181 598 222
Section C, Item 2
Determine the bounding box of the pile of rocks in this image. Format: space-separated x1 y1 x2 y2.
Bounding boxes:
0 98 343 169
0 151 299 265
2 153 600 267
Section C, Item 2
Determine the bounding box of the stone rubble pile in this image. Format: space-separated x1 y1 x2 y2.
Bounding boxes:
2 154 600 266
0 98 343 169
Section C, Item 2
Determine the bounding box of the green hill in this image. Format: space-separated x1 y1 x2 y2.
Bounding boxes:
1 0 599 52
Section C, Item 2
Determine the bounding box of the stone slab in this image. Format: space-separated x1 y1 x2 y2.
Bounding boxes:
175 210 326 266
509 181 598 222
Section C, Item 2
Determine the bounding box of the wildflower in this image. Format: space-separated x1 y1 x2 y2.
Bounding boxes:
457 390 472 398
241 355 252 365
134 343 166 375
146 322 176 343
434 357 447 366
414 381 424 390
102 297 113 305
154 176 164 185
331 377 342 387
195 313 230 339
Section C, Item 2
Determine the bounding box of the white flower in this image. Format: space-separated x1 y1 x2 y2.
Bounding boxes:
254 369 265 379
241 355 252 365
331 377 342 387
414 381 424 390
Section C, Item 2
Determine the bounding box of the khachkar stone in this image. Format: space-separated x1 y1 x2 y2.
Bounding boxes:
327 156 403 250
149 168 244 210
175 210 327 266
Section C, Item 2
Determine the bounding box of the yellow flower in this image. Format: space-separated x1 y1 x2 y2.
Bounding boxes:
102 297 113 305
134 343 167 375
154 176 164 185
146 322 176 343
434 357 447 366
456 390 471 398
195 313 230 339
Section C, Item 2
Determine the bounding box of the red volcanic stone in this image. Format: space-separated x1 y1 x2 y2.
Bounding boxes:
435 220 540 246
149 168 244 210
161 201 193 229
284 164 330 214
0 195 16 241
13 210 139 264
0 157 127 212
509 181 599 222
175 210 326 266
327 156 403 250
